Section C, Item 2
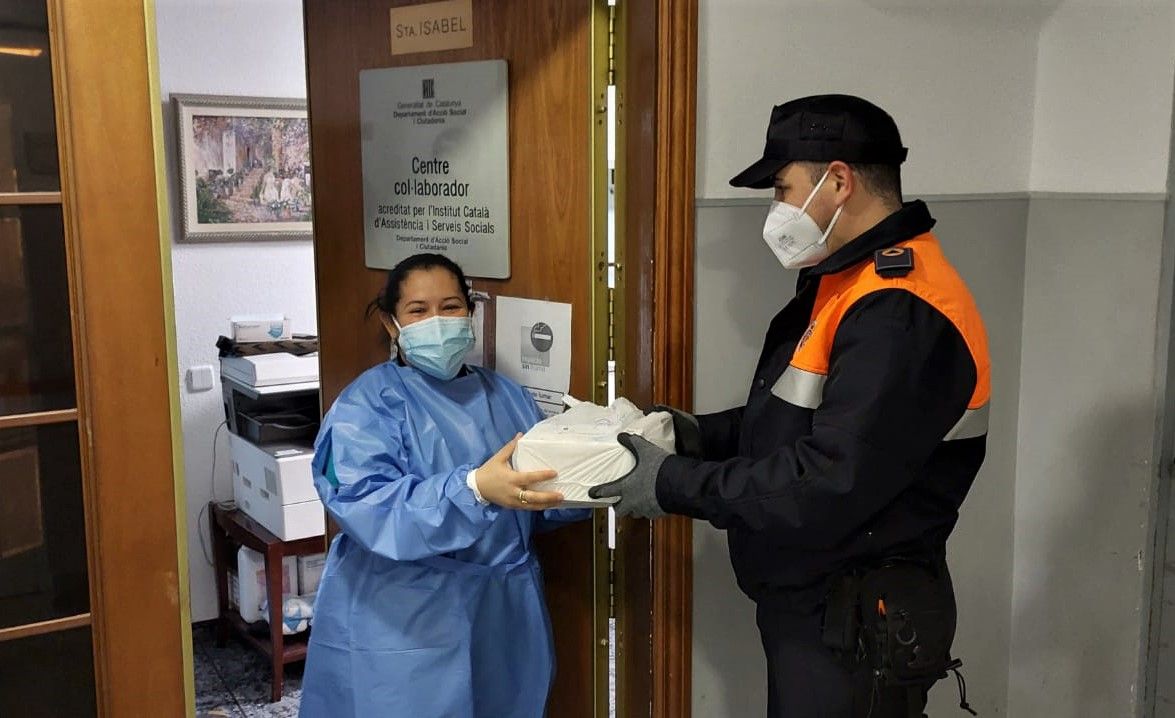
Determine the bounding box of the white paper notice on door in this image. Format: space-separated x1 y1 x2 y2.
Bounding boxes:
494 296 572 417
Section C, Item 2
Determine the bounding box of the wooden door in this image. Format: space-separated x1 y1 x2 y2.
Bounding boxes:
0 1 189 716
304 0 601 713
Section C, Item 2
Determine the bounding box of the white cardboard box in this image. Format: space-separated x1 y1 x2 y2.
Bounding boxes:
298 553 327 595
230 434 324 540
229 315 292 343
236 546 297 623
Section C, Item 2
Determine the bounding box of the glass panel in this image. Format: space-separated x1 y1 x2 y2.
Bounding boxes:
0 1 58 192
0 422 88 629
0 205 74 416
0 627 96 717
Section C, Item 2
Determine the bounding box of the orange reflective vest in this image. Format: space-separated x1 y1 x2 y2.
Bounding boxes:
656 201 990 597
775 231 990 441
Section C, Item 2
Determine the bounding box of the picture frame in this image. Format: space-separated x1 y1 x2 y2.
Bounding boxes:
172 94 313 242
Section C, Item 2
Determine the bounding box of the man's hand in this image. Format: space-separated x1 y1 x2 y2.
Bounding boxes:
589 433 670 519
650 404 703 458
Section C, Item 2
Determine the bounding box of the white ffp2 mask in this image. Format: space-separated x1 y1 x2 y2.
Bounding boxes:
762 169 843 270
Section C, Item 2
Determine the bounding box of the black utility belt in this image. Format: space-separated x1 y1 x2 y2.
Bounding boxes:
821 559 977 715
823 559 957 684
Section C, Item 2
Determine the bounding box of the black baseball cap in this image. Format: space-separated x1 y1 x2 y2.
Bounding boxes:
729 94 908 189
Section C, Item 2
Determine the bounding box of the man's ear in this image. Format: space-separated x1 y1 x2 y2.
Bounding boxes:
827 160 853 203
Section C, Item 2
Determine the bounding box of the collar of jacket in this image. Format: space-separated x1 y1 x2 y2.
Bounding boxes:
800 200 937 279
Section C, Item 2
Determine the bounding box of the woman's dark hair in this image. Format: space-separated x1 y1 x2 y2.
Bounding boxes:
366 253 475 319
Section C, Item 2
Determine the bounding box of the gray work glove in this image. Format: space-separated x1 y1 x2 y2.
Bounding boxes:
650 404 703 459
589 433 670 519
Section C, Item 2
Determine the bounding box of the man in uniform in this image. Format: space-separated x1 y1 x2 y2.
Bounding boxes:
592 94 989 717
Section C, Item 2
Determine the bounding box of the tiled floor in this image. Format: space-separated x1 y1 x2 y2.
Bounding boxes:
193 623 303 718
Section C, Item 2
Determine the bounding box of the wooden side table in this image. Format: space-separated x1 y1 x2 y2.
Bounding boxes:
209 502 326 702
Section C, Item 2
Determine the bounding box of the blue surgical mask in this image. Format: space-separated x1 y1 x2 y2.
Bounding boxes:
392 315 475 380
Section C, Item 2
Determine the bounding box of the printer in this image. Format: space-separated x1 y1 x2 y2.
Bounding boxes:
221 351 324 541
221 353 320 444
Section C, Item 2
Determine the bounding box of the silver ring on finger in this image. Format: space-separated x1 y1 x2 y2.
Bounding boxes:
518 489 529 505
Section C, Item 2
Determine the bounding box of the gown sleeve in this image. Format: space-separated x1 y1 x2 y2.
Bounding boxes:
312 374 500 561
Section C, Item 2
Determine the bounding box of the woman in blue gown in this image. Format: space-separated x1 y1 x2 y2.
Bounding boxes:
299 253 587 718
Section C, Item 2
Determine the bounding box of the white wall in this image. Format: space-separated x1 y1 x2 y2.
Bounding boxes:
697 0 1042 199
698 0 1175 197
1029 0 1175 193
155 0 316 623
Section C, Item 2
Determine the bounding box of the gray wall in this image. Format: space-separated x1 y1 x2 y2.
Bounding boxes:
1009 198 1167 718
692 201 786 718
926 199 1028 717
1149 179 1175 718
692 198 1029 717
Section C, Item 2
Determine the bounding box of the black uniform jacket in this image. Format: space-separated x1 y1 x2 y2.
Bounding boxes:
656 201 988 603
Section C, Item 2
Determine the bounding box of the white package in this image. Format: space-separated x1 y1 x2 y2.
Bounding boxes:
512 397 675 507
298 553 327 595
236 546 297 624
229 314 291 343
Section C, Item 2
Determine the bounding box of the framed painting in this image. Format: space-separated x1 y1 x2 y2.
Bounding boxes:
172 94 313 242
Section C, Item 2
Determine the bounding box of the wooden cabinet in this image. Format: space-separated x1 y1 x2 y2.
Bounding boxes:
209 504 324 703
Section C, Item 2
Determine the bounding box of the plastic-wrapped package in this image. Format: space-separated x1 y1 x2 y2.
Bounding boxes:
512 397 675 507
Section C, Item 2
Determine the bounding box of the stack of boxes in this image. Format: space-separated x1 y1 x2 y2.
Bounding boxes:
228 548 327 627
220 320 327 627
220 329 323 541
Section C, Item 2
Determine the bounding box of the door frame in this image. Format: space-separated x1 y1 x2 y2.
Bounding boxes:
614 0 697 715
650 1 697 712
49 0 191 714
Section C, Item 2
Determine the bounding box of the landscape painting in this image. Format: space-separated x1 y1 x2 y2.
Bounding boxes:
173 95 312 242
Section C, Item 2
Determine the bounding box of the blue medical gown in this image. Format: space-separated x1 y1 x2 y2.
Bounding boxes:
298 362 587 718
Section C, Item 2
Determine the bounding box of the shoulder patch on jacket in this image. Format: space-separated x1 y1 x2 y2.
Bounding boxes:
874 247 914 278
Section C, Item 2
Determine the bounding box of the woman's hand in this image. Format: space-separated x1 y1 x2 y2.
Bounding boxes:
476 434 563 510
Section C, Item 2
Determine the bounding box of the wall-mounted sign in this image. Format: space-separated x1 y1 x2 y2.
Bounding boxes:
494 296 572 417
359 59 510 278
390 0 473 56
